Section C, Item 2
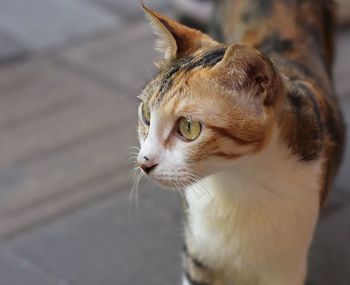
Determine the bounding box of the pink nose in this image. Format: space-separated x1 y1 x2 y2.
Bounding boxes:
138 156 158 174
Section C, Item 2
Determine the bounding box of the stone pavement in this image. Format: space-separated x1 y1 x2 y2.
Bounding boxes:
0 1 349 285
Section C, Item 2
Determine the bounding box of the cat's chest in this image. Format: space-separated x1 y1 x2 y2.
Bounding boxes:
186 179 275 270
185 160 322 282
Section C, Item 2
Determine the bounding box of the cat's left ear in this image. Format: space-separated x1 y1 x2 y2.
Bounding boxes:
210 45 280 106
142 3 214 61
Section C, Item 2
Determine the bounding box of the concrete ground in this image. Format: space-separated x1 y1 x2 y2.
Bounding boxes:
0 1 349 284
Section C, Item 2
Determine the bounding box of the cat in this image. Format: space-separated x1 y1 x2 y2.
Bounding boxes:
136 1 345 284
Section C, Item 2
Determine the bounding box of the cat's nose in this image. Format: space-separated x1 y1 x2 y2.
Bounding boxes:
138 156 158 174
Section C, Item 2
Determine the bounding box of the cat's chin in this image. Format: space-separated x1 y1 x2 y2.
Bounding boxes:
150 176 193 190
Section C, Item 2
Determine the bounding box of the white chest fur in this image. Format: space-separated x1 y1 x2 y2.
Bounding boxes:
185 135 323 285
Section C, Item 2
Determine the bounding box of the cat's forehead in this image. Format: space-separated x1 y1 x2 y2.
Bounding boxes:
141 47 227 107
142 80 189 117
142 80 233 124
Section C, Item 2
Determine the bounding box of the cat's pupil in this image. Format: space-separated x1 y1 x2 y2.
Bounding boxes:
187 122 191 132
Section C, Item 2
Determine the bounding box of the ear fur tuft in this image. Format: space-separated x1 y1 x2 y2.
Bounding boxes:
142 3 217 62
142 4 178 60
211 45 279 105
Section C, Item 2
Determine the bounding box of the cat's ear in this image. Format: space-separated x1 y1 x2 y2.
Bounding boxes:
211 45 279 105
142 4 214 61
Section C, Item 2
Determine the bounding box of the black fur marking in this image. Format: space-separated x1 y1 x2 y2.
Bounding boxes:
183 244 207 269
287 82 324 161
284 59 314 80
183 244 188 254
238 0 273 30
306 24 322 46
292 62 314 77
158 58 190 98
246 0 273 18
304 23 325 59
241 12 253 23
256 0 273 17
158 48 227 100
322 1 336 41
192 257 206 269
298 83 324 137
185 272 210 285
258 32 294 55
185 48 227 71
292 62 313 78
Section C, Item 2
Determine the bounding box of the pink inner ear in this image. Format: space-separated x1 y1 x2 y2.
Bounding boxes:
210 45 278 105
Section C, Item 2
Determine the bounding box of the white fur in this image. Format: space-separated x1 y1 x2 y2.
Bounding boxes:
138 109 189 186
144 10 177 60
185 128 322 285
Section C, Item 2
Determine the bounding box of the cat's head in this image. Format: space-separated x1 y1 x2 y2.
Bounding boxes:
136 6 284 188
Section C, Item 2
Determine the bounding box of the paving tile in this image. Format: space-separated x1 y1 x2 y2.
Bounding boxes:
307 206 350 285
321 187 350 218
0 59 48 92
0 58 140 237
0 86 135 168
335 30 350 97
8 184 182 285
0 60 85 130
4 181 350 285
0 30 28 63
59 21 159 95
0 123 136 238
0 0 119 52
0 60 135 168
0 245 64 285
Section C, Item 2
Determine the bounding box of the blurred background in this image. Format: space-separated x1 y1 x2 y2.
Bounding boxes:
0 0 349 284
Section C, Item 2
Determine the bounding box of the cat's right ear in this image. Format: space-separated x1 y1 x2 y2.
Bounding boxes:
142 3 214 61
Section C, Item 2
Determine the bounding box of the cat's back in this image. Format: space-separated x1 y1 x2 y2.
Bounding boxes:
211 0 345 203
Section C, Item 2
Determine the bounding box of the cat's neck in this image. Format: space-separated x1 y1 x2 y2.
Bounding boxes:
185 127 322 216
184 127 322 275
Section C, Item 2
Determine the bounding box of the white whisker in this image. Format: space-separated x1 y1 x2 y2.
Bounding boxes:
129 169 144 220
141 61 154 81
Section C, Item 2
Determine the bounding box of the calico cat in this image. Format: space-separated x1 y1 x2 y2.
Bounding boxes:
136 1 345 284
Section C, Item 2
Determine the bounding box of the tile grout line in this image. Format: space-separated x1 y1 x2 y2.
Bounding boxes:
0 95 83 133
5 112 135 168
5 247 70 285
3 161 129 217
0 178 130 241
51 55 132 96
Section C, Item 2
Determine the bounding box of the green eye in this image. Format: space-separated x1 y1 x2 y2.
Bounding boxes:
141 103 151 125
178 117 202 141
